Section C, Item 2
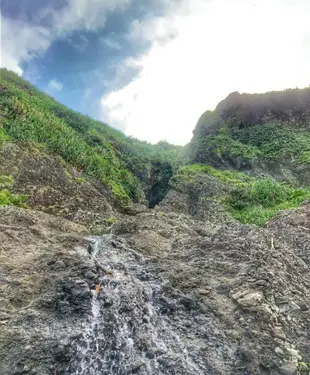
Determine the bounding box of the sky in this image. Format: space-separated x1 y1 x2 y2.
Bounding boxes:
1 0 310 145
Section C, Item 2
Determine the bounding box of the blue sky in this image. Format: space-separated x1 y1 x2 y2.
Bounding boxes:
1 0 310 144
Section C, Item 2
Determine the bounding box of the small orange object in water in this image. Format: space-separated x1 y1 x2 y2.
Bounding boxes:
95 282 102 294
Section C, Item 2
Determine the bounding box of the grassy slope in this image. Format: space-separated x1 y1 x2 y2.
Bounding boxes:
175 164 310 226
191 123 310 166
0 175 27 207
0 68 183 207
191 88 310 166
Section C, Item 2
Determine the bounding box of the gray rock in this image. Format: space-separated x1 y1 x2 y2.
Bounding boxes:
232 291 263 307
279 362 297 375
275 347 284 356
271 326 286 340
1 197 310 375
84 270 97 281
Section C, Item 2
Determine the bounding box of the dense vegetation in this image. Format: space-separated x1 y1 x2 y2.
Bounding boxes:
191 88 310 167
175 164 310 226
188 88 310 224
191 123 310 166
0 68 184 207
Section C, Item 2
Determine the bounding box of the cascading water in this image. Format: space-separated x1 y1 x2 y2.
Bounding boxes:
66 235 229 375
68 238 104 375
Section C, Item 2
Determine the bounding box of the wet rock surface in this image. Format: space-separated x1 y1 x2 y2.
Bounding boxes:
66 236 230 375
0 201 309 374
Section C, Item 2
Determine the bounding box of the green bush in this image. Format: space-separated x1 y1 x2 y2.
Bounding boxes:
228 179 310 225
230 123 310 163
0 189 28 207
191 123 310 166
74 177 86 184
105 216 119 225
299 151 310 164
231 206 278 227
250 179 292 207
176 164 253 186
191 134 261 164
0 128 9 143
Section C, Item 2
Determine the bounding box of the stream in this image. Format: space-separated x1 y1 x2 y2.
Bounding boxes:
65 235 228 375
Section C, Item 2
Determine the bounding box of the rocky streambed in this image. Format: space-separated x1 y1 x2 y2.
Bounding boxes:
0 204 309 375
66 234 232 375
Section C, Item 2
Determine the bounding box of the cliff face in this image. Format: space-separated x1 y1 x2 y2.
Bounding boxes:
194 88 310 137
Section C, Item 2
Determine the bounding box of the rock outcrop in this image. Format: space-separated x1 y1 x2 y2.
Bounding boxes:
0 142 117 232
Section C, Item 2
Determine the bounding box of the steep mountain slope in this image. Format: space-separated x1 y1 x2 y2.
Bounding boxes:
0 70 309 375
0 68 183 209
1 71 309 227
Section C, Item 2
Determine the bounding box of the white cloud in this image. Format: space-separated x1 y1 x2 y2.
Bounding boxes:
0 0 131 74
51 0 130 34
128 16 179 45
47 79 63 92
0 12 51 75
101 0 310 145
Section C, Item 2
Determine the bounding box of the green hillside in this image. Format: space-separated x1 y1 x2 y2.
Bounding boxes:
0 68 183 207
1 68 309 227
190 88 310 185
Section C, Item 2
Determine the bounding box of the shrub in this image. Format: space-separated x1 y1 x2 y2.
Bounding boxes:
0 128 9 143
0 189 28 207
74 177 86 184
105 217 118 225
230 123 310 162
250 179 291 207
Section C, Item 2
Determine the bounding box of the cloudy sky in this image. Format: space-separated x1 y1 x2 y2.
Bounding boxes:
1 0 309 144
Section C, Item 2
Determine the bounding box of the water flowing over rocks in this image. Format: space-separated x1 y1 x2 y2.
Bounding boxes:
66 235 234 375
0 203 309 375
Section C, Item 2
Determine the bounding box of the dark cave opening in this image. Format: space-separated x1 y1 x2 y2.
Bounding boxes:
147 163 173 208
